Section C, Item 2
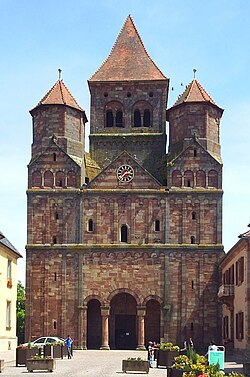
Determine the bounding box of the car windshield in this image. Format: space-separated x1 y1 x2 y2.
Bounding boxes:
33 337 46 344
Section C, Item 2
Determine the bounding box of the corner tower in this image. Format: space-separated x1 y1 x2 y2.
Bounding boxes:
88 15 169 183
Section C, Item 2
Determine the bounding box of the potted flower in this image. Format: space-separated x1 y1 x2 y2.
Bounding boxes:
26 355 56 372
44 341 64 359
171 353 207 377
158 341 180 368
16 343 40 366
122 357 150 373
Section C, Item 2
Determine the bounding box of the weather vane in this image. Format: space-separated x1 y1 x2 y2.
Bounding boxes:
193 68 197 79
58 68 62 80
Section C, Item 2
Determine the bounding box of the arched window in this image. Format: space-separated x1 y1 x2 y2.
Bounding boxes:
116 110 123 127
134 109 141 127
191 236 195 244
196 170 206 188
106 110 114 127
52 236 57 244
55 171 65 187
55 212 59 220
44 171 53 187
184 170 194 188
192 212 196 220
32 171 42 187
143 109 151 127
88 219 94 232
208 170 218 188
155 220 160 231
172 170 182 187
67 171 76 187
121 225 128 243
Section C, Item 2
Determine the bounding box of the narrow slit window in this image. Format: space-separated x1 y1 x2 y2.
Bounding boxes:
143 109 151 127
191 236 195 244
194 149 197 157
52 236 57 244
88 219 94 232
134 110 141 127
192 212 196 220
53 321 57 330
116 111 123 127
55 212 59 220
106 110 114 127
54 273 57 282
121 225 128 243
155 220 160 232
53 153 57 161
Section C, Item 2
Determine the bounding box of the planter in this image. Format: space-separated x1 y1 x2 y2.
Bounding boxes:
243 362 250 377
44 344 64 358
26 358 56 372
158 350 179 368
16 348 39 366
122 360 149 373
169 368 185 377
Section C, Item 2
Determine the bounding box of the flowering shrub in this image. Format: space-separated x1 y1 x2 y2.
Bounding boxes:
160 341 180 352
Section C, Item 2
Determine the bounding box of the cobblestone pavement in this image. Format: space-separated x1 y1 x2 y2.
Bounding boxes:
1 350 167 377
0 350 244 377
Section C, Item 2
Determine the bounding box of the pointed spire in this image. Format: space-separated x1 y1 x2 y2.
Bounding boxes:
172 79 219 108
89 15 166 82
32 80 83 112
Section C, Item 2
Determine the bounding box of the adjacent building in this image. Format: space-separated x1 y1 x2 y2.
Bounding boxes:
219 227 250 353
25 15 225 350
0 231 22 352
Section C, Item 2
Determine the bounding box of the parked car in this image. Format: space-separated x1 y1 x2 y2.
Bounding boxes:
23 336 64 348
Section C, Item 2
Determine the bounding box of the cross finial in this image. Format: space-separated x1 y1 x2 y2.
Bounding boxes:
58 68 62 80
193 68 197 79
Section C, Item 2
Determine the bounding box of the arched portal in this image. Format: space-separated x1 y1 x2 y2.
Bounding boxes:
87 299 102 349
145 299 161 344
110 292 137 350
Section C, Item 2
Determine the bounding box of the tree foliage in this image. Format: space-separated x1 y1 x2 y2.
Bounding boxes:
16 280 25 344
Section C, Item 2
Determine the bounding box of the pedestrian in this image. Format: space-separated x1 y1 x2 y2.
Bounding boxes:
64 335 73 359
205 341 218 359
147 341 154 368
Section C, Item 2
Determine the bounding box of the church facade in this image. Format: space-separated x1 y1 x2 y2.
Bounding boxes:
25 16 224 350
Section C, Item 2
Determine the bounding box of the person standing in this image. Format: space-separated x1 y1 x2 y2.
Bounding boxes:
147 341 154 368
64 335 73 359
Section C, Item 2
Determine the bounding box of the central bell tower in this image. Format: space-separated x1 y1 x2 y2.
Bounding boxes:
88 15 169 183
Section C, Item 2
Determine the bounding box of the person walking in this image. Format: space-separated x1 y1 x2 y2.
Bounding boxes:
64 335 73 359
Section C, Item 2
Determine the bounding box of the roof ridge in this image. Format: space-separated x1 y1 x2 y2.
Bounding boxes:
89 15 167 82
32 79 84 112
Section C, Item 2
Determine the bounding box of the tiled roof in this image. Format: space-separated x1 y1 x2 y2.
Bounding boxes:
239 229 250 238
0 231 22 257
172 79 218 108
89 15 167 82
32 80 83 111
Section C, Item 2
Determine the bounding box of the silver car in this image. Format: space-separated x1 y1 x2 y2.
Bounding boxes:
23 336 64 348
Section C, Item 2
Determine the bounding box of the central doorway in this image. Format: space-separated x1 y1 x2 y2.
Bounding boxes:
115 314 136 349
110 292 137 349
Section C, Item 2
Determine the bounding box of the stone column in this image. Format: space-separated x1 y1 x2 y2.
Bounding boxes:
100 306 110 350
136 306 146 350
82 305 87 350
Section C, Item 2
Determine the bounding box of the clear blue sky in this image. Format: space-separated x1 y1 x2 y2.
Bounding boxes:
1 0 249 284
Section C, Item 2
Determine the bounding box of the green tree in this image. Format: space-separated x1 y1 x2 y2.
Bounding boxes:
16 280 25 344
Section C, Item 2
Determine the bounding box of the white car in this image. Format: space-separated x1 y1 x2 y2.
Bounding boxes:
23 336 64 348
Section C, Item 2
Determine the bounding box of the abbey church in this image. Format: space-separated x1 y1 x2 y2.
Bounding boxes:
25 15 224 350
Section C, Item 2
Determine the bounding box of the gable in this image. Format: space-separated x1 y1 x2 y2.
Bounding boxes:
28 143 82 171
168 141 221 171
88 152 161 190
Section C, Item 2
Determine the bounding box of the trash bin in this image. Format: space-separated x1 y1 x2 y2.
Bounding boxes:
208 346 225 370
